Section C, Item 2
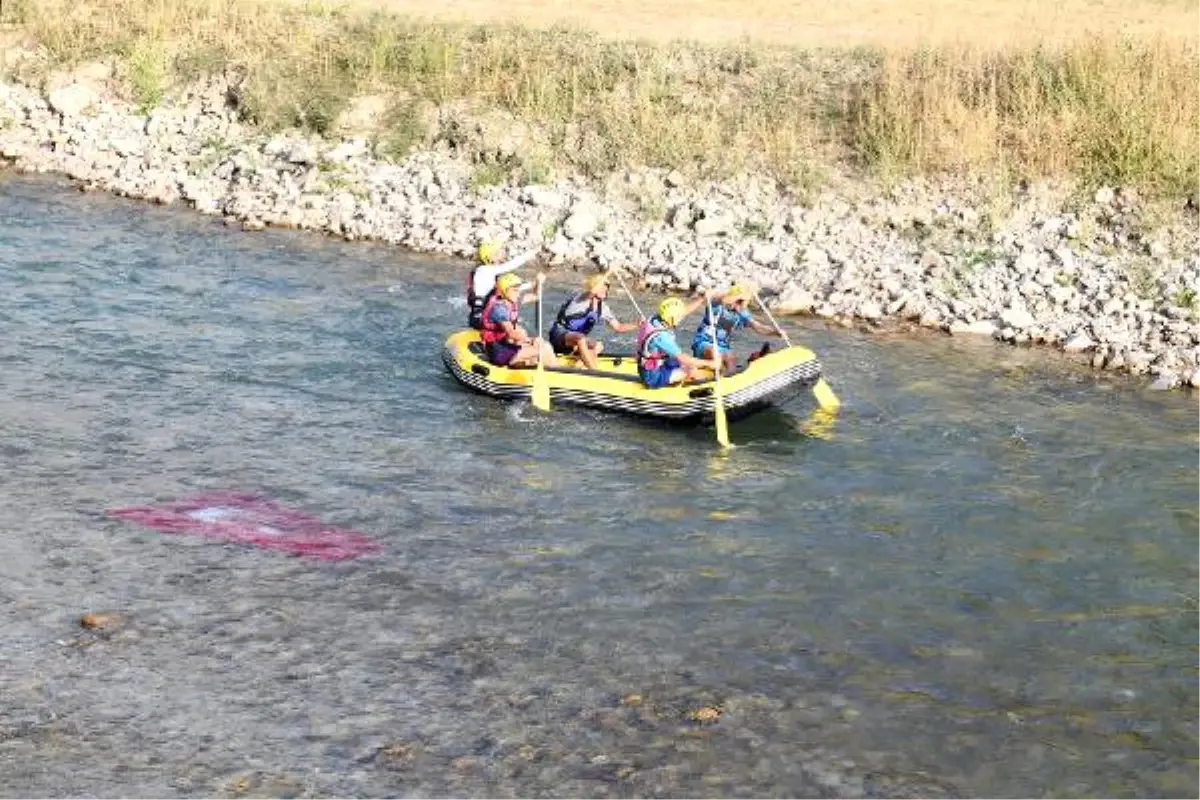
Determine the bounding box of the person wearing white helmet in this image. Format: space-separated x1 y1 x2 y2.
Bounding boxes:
635 294 717 388
691 283 783 375
465 242 539 330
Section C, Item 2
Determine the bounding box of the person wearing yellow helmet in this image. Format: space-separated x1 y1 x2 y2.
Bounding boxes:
480 270 559 368
547 272 640 370
465 242 539 330
635 292 717 388
691 283 783 375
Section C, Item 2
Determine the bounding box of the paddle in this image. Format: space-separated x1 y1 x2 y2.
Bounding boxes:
753 289 841 412
613 267 646 321
531 276 551 412
705 296 732 448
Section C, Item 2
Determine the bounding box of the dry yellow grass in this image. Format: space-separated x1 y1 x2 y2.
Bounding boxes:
2 0 1197 196
299 0 1199 49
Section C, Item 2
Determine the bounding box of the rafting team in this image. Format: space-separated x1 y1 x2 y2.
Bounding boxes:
467 243 784 389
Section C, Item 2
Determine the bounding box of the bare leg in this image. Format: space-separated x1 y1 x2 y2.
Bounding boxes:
699 344 725 377
565 332 599 370
722 351 736 376
512 340 557 368
538 338 559 367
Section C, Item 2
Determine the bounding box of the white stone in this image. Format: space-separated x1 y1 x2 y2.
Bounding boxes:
1063 332 1095 353
548 232 571 256
667 204 693 229
1049 285 1075 306
775 288 816 315
287 142 318 165
799 246 830 270
949 319 998 337
1054 246 1076 272
47 83 98 116
1094 186 1115 204
1000 306 1036 329
858 301 882 320
325 139 366 162
1013 251 1040 275
750 243 779 266
919 249 945 272
1148 371 1178 391
523 185 561 208
694 213 733 237
562 209 599 239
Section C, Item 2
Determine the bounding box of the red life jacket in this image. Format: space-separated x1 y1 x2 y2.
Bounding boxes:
636 317 671 373
480 294 519 345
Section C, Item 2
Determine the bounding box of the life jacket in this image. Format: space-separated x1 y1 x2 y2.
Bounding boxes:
700 302 734 340
553 292 603 335
695 303 739 348
636 317 672 374
466 266 495 331
480 294 519 345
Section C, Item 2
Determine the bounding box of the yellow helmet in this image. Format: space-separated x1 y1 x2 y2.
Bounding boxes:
657 297 685 327
495 272 522 295
478 242 501 265
584 272 609 293
724 283 751 304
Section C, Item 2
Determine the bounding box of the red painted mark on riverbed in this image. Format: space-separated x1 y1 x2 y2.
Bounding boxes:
107 492 381 560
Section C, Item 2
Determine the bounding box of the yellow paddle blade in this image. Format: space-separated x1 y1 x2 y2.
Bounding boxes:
714 398 731 448
712 372 731 448
531 363 551 412
812 378 841 412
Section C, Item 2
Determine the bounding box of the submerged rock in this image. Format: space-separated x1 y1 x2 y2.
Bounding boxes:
79 612 123 630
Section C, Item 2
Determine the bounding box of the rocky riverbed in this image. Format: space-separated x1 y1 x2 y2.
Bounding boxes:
2 66 1197 389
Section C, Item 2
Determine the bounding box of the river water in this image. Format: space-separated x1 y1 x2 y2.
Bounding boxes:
0 175 1195 798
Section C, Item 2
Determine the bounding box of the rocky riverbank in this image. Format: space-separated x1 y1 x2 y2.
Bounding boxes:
2 67 1197 389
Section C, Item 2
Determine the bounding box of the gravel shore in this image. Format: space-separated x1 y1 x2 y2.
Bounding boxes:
2 69 1196 389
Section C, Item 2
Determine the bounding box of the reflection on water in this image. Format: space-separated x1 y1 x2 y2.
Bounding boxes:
0 175 1196 798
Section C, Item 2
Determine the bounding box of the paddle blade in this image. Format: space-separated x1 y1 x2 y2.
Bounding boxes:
812 378 841 412
531 363 551 412
714 395 731 448
711 368 731 448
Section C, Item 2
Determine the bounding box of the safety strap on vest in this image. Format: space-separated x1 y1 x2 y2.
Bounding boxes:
555 293 602 331
637 319 670 371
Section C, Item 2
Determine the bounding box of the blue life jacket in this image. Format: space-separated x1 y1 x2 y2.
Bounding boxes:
553 292 604 335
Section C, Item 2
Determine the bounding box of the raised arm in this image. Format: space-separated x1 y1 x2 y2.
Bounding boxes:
473 249 540 297
749 317 781 337
518 271 545 306
606 318 641 334
678 293 709 321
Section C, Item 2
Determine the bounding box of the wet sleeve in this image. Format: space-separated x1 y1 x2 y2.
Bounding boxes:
736 309 753 328
657 332 683 358
472 250 538 296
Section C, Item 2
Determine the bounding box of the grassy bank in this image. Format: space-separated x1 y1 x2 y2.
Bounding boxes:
2 0 1196 197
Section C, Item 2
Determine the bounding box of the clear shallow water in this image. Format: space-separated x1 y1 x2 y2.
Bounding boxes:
0 175 1195 798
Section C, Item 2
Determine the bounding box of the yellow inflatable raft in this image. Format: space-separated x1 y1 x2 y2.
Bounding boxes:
442 329 829 423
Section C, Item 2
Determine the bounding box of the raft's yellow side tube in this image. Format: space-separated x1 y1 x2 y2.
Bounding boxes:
442 329 824 422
